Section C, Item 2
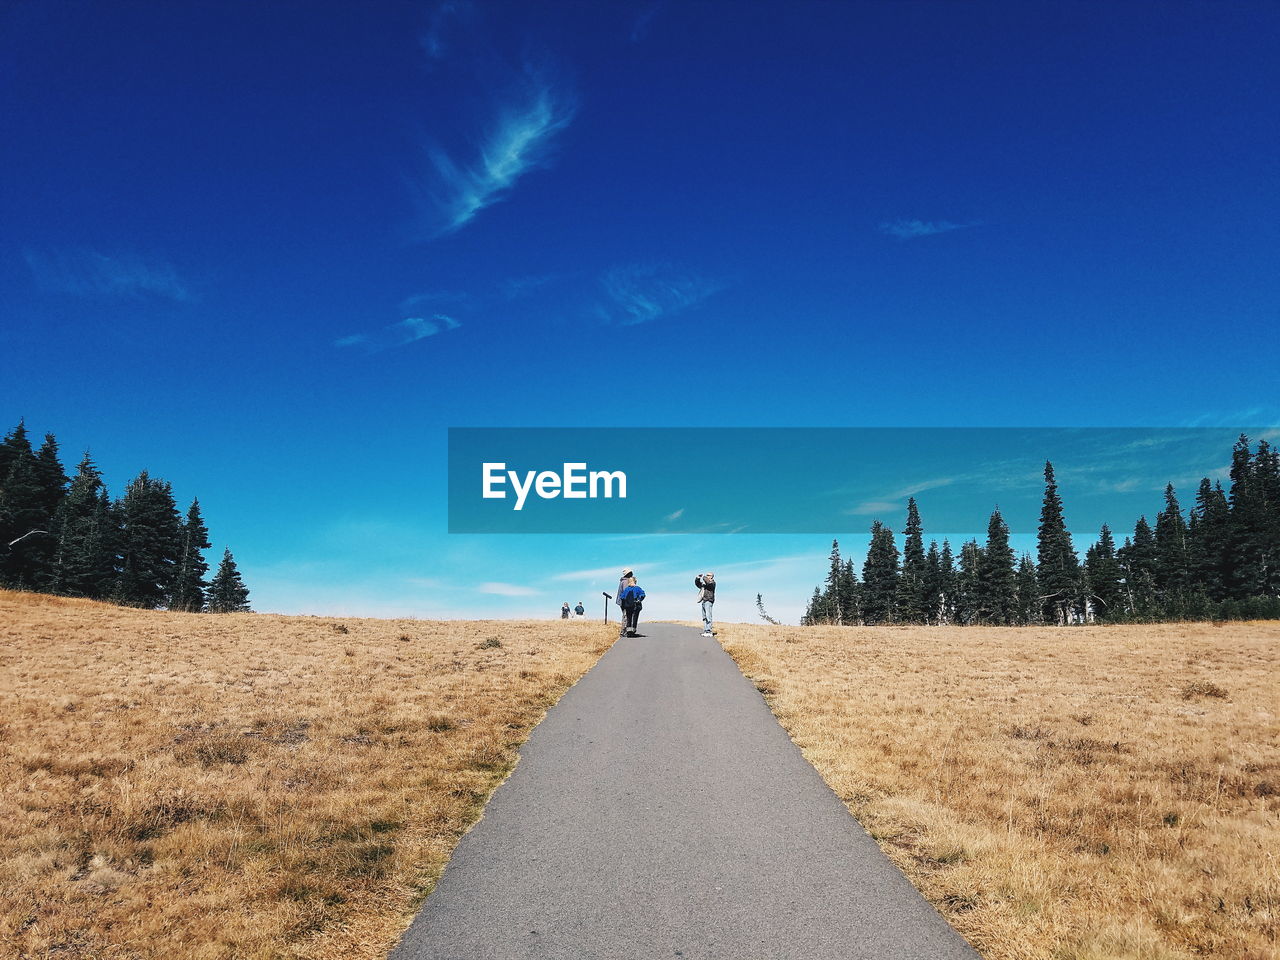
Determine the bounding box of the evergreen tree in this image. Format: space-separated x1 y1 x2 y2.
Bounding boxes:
860 521 900 625
49 453 118 598
1014 553 1040 625
1119 517 1157 617
840 558 860 624
922 540 943 625
1189 478 1231 604
820 540 843 623
170 499 211 611
955 539 983 625
937 539 957 624
1084 524 1123 621
0 427 50 588
820 539 860 625
1153 484 1191 614
1227 434 1265 600
1036 461 1081 624
895 497 928 623
977 507 1017 624
113 470 183 608
208 548 250 612
0 420 31 484
32 433 68 519
802 586 824 626
1255 439 1280 598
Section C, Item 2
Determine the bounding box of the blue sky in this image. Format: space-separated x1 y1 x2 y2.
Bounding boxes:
2 1 1277 623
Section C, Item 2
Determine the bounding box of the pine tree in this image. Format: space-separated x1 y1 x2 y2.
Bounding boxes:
1084 524 1123 621
955 539 983 625
1153 484 1191 615
1119 517 1157 617
1227 435 1264 600
823 540 847 624
1189 478 1231 604
938 539 957 624
32 433 68 519
860 521 900 625
208 548 250 613
977 507 1017 624
895 498 928 624
49 453 118 598
113 470 183 608
1036 461 1081 624
170 499 211 611
1014 553 1040 625
0 420 31 484
840 558 860 624
1254 439 1280 598
0 425 50 588
802 586 824 626
922 540 943 625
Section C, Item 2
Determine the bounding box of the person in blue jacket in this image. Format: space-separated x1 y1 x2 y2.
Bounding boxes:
618 573 646 638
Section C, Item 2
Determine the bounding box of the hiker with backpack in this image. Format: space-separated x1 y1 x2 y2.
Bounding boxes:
695 572 716 637
618 572 646 638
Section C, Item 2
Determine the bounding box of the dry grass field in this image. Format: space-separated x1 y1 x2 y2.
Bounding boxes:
0 590 613 960
719 621 1279 960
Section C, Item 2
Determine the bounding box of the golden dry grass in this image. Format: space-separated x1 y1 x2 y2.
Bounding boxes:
0 590 613 960
719 621 1279 960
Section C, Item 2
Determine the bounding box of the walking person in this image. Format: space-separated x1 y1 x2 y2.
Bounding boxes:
561 601 571 619
695 571 716 637
573 601 585 617
618 575 645 638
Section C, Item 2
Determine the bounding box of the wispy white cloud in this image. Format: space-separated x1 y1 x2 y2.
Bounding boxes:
420 1 467 61
399 290 473 312
550 564 637 582
879 219 977 240
630 4 661 42
594 263 723 326
25 248 191 301
334 313 461 351
500 272 569 300
414 66 576 238
1183 407 1280 428
478 581 540 596
846 500 901 516
664 508 684 522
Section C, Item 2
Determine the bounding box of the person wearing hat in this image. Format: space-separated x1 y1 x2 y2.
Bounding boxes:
617 573 645 638
617 568 633 610
695 571 716 637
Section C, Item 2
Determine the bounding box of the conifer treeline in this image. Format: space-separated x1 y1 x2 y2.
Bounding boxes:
0 420 250 612
803 435 1280 626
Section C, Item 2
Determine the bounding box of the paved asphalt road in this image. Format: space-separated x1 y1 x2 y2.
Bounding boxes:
391 623 980 960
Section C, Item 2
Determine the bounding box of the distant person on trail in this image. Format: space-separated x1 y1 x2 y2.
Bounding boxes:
695 572 716 637
617 568 633 608
618 575 646 638
574 601 585 617
561 602 571 619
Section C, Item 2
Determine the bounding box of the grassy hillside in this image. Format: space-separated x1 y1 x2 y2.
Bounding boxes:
0 591 614 959
719 621 1280 960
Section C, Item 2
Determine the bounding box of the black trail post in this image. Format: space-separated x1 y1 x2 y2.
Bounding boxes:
602 591 612 623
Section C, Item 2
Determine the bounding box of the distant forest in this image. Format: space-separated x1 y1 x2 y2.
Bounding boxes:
804 435 1280 626
0 420 250 612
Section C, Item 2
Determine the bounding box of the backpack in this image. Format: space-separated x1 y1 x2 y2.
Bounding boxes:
621 584 645 607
